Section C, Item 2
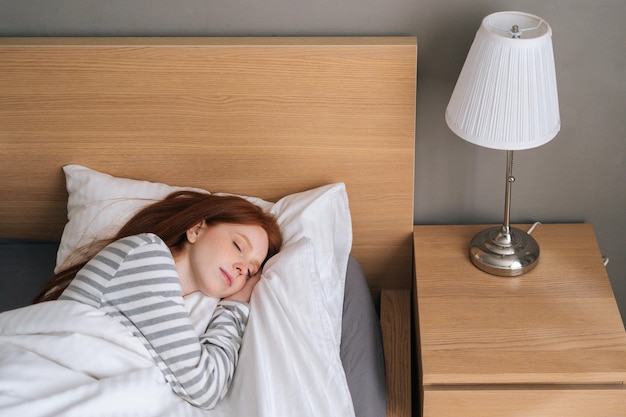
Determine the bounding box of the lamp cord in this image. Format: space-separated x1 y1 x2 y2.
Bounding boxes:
527 222 541 235
526 222 610 268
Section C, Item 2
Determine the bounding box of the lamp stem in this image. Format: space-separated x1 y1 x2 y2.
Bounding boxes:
502 150 514 234
492 150 515 247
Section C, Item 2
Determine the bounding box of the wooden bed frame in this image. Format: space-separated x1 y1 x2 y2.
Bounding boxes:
0 37 416 416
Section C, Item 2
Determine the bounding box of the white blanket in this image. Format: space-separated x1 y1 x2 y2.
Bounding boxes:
0 300 207 417
0 240 355 417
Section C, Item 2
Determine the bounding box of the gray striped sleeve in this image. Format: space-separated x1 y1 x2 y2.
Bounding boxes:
61 233 250 410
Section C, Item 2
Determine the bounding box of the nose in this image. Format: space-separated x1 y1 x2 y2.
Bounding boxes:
234 261 251 277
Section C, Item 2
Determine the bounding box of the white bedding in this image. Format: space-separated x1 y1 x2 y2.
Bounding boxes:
0 167 357 416
0 239 355 417
0 300 203 417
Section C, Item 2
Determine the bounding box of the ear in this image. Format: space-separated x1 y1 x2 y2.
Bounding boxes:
186 221 205 244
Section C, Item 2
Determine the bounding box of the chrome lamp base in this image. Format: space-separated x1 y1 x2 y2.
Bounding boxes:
469 225 539 277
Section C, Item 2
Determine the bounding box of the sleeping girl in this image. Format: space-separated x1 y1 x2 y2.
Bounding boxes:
33 191 283 410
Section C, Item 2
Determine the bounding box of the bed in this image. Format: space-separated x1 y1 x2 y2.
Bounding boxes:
0 37 416 417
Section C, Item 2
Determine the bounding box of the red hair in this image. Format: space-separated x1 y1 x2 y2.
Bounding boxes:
34 191 282 303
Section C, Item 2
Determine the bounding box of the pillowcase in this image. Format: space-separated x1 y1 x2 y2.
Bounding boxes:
56 164 208 272
209 238 355 417
57 164 352 347
254 184 352 343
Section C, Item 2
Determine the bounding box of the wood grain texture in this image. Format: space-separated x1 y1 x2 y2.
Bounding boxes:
381 289 412 417
0 37 417 292
0 37 416 417
423 386 626 417
414 224 626 416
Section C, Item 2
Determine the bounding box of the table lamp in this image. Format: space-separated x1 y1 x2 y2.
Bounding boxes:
445 11 560 276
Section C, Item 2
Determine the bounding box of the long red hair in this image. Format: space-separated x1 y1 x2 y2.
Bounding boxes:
34 191 283 303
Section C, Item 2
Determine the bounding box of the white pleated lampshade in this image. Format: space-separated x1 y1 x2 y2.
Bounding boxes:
445 11 560 150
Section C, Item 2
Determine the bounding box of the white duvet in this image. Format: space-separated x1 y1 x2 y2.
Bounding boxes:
0 238 355 417
0 300 203 417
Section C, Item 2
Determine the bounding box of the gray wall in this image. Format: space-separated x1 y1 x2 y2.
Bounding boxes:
2 0 625 324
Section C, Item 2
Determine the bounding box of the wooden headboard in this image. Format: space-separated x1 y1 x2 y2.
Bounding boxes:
0 37 416 416
0 37 416 293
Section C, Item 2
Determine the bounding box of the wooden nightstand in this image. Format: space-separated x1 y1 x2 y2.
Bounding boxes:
413 224 626 417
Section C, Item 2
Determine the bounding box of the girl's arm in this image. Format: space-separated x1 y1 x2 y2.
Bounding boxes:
63 234 250 410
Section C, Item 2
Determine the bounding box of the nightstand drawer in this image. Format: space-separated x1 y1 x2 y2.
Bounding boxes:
423 386 626 417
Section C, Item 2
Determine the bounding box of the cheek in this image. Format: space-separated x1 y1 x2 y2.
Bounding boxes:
233 277 247 292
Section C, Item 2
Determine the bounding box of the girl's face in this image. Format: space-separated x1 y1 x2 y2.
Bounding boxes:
176 222 269 298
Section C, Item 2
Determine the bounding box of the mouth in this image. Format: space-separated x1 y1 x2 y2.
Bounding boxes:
220 268 233 287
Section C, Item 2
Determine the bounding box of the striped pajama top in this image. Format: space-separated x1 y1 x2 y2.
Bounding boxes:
60 233 249 410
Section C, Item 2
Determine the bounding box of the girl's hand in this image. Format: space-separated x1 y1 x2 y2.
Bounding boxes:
224 275 261 304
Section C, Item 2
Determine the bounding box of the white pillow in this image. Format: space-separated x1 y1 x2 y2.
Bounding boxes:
57 164 352 348
229 184 352 343
56 164 208 272
208 238 355 417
